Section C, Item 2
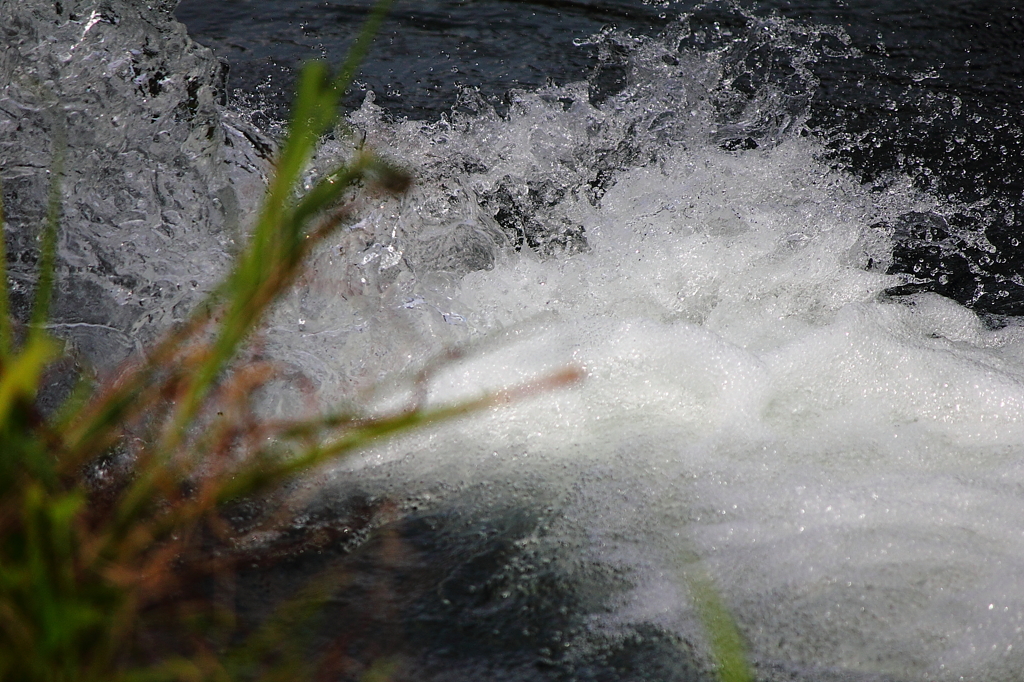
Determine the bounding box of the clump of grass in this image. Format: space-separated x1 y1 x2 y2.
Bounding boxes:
0 1 579 679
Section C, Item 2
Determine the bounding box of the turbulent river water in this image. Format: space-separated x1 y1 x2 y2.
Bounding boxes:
3 0 1024 680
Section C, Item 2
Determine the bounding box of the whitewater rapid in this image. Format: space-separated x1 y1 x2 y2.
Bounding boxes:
5 0 1024 678
257 54 1024 681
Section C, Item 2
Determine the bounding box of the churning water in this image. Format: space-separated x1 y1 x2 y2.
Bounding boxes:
4 0 1024 679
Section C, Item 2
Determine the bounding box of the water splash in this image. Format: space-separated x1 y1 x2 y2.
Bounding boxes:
1 0 272 369
271 10 1024 681
5 1 1024 679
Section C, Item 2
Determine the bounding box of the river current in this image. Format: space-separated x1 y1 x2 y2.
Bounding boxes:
3 0 1024 680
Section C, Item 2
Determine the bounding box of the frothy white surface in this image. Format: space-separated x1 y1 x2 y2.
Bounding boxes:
265 44 1024 682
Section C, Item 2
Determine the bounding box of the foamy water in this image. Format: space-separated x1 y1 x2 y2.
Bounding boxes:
249 19 1024 680
6 0 1023 677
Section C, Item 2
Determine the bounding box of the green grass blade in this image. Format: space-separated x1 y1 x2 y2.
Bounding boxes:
56 311 211 461
62 37 395 464
166 57 354 442
30 133 64 333
161 0 397 453
0 177 12 357
289 158 367 229
682 558 754 682
215 368 582 505
0 335 60 428
291 154 410 232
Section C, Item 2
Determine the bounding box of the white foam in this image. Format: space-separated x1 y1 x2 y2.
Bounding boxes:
264 38 1024 682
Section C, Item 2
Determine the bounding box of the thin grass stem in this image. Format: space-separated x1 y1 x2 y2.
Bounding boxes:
29 128 64 334
333 0 395 96
0 178 11 358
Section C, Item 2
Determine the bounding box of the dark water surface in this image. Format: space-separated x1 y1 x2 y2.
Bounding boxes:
173 1 1022 123
174 0 672 119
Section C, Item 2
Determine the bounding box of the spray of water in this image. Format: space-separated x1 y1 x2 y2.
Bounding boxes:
5 0 1024 678
229 7 1024 680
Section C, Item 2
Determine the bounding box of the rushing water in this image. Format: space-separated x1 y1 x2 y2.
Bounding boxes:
4 0 1024 679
